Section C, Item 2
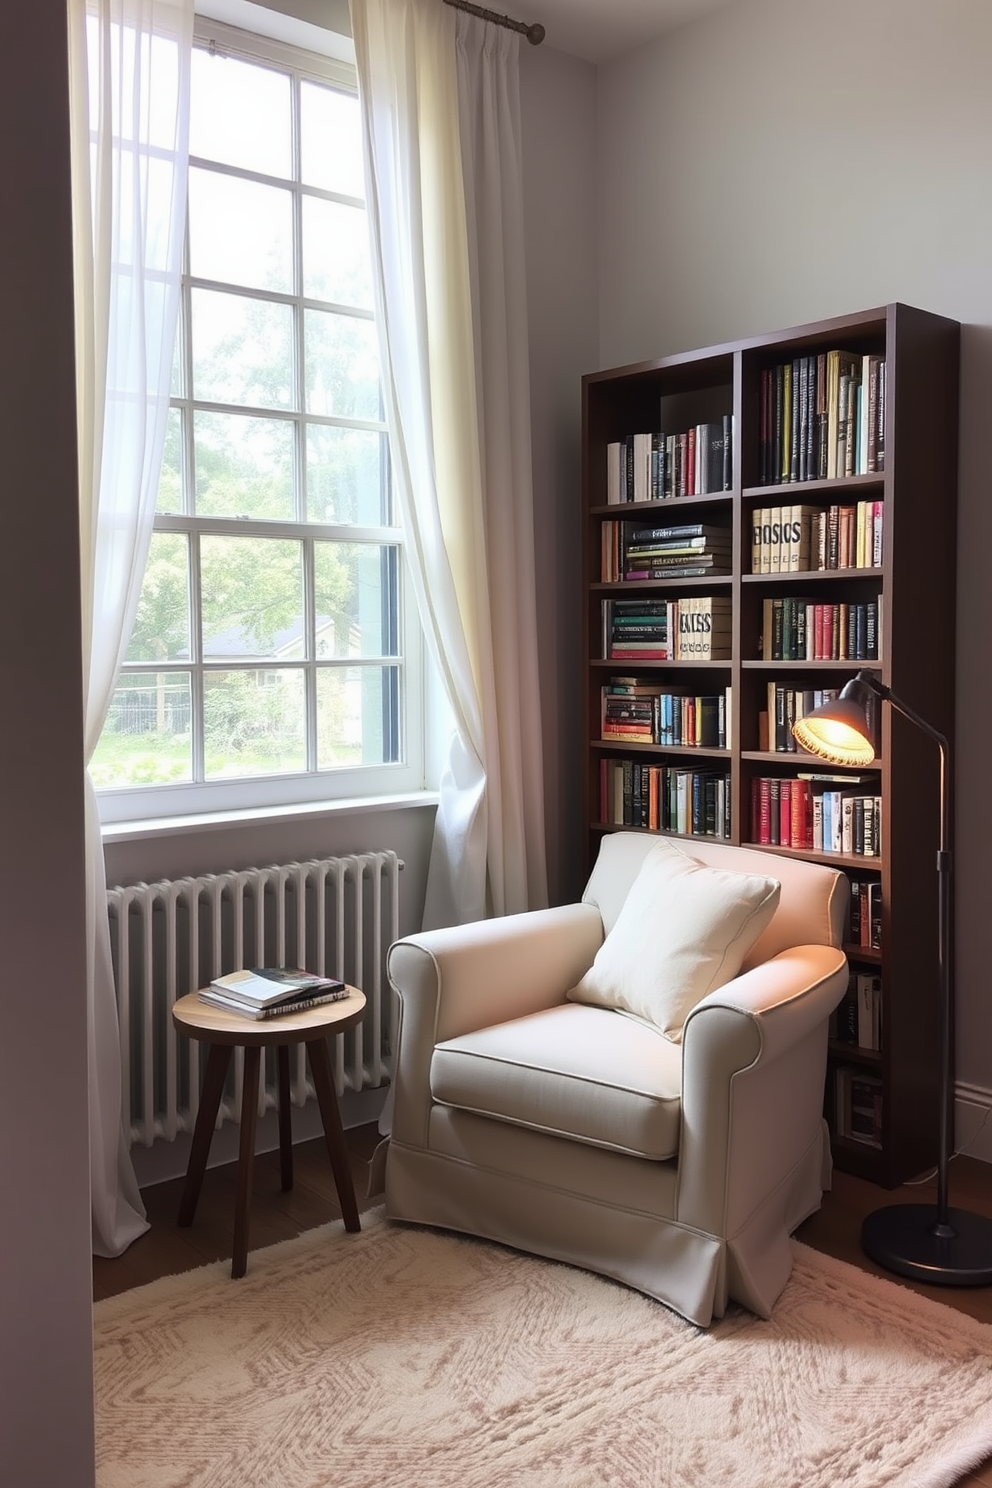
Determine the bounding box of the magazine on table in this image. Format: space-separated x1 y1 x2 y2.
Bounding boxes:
201 967 348 1011
198 980 349 1020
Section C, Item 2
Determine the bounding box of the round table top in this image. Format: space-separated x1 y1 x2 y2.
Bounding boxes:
172 986 366 1046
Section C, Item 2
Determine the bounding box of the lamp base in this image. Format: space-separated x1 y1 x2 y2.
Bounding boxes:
861 1203 992 1286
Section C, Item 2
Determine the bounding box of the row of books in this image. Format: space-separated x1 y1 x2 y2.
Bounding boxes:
624 534 731 583
600 760 732 837
750 501 883 573
199 967 348 1021
759 597 880 663
605 417 733 504
848 875 882 950
602 680 731 748
601 518 733 583
758 349 885 487
834 1065 884 1148
833 971 883 1053
602 594 732 662
750 777 882 856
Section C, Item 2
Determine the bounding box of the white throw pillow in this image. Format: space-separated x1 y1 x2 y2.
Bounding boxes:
568 839 781 1041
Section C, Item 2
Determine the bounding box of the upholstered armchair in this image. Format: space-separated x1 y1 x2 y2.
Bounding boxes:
382 832 849 1327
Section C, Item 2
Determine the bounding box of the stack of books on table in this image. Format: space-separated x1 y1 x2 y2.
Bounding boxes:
198 968 348 1021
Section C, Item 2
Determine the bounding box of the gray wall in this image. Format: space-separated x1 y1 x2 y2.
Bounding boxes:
594 0 992 1132
0 3 96 1484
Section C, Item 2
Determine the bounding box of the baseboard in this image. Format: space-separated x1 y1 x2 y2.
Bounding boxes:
129 1084 389 1191
955 1082 992 1166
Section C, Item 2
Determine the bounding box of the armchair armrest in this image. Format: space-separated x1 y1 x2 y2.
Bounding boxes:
386 903 603 1149
677 943 848 1235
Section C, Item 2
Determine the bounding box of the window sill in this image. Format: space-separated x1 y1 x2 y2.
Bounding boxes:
100 790 439 844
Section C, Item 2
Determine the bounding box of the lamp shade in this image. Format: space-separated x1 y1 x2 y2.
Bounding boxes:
791 675 877 767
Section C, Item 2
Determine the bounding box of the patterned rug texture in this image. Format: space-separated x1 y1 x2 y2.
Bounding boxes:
93 1209 992 1488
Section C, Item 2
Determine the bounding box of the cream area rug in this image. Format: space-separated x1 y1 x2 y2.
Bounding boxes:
94 1209 992 1488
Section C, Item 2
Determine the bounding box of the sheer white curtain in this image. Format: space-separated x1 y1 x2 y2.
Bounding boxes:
351 0 548 928
68 0 192 1255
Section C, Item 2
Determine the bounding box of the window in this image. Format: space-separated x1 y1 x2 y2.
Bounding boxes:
94 21 423 822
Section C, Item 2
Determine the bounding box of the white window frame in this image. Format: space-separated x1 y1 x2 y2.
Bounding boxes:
97 15 427 827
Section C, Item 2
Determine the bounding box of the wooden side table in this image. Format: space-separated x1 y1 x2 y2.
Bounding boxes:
171 987 367 1278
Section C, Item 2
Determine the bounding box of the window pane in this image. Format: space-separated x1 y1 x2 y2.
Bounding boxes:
302 197 372 309
192 289 293 409
195 412 294 520
157 408 183 513
90 671 193 786
126 533 190 662
190 50 291 178
304 309 380 420
201 536 303 660
314 542 397 658
204 669 305 777
306 424 389 525
189 169 292 294
316 665 398 768
300 82 364 197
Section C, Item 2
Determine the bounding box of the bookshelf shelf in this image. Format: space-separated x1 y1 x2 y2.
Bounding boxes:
843 944 883 965
830 1040 883 1067
741 749 887 767
744 472 884 499
581 302 959 1187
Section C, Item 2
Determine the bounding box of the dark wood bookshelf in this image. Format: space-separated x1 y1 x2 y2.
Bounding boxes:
581 302 960 1188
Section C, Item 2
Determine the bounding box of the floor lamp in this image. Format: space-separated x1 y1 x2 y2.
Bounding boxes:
792 668 992 1285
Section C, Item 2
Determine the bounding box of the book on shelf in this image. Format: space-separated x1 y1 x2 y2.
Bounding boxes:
857 971 883 1050
600 679 730 749
751 501 882 575
599 758 731 836
674 595 732 660
625 560 729 581
758 350 885 485
759 597 880 662
830 970 881 1054
604 417 733 503
603 597 675 660
603 594 733 664
625 523 731 564
204 967 347 1010
749 777 881 855
834 1065 884 1147
848 876 883 950
831 977 860 1046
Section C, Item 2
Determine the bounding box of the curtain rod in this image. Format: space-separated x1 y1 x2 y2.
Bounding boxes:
442 0 545 45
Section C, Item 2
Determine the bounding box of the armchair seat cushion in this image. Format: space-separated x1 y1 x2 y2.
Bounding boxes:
430 1002 682 1160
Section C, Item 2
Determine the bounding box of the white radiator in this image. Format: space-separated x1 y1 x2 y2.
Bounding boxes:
106 851 402 1148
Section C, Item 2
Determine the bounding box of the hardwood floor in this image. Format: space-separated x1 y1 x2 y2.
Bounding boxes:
93 1127 992 1487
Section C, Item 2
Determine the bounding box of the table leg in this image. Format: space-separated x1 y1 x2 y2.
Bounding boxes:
307 1036 361 1233
178 1042 231 1228
277 1044 293 1192
232 1044 261 1279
